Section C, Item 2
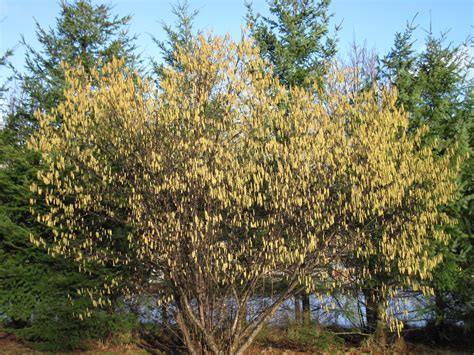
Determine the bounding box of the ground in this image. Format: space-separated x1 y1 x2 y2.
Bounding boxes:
0 331 470 354
0 333 146 355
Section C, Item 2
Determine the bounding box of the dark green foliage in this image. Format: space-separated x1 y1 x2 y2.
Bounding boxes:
10 0 138 141
20 0 138 113
0 49 14 121
0 116 138 350
382 25 473 334
0 49 13 98
152 0 200 80
429 81 473 333
0 0 140 350
14 308 137 351
246 0 339 88
0 50 11 68
416 34 471 147
380 20 421 118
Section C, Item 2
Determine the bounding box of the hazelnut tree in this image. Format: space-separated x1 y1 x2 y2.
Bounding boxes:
29 35 456 353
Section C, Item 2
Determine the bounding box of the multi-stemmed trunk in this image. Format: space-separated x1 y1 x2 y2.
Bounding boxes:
171 281 299 354
294 291 311 325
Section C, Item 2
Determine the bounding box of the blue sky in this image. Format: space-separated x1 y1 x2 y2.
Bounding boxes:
0 0 473 76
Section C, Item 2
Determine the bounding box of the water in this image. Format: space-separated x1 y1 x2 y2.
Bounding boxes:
134 292 433 328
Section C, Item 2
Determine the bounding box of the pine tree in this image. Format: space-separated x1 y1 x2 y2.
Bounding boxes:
416 33 473 337
0 0 139 349
22 0 138 111
151 0 200 80
9 0 138 142
382 25 473 338
0 49 13 98
0 126 136 350
347 22 424 341
380 20 421 121
246 0 339 89
0 48 14 123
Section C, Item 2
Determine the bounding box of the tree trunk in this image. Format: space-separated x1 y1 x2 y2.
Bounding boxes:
294 294 301 324
241 301 247 326
175 310 199 355
161 304 168 325
434 291 447 340
301 291 311 325
364 288 387 347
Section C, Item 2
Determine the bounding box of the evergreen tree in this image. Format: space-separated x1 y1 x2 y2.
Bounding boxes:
0 0 139 349
382 26 473 338
151 0 200 80
0 49 13 99
380 20 421 120
22 0 138 112
246 0 339 89
416 33 470 145
0 48 15 123
416 33 473 337
0 126 136 351
10 0 138 142
346 22 424 341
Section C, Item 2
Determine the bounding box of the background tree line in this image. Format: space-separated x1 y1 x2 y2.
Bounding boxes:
0 0 472 352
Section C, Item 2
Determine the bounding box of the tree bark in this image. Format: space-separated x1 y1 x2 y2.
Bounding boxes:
364 288 387 347
175 310 199 355
294 294 301 324
301 290 311 325
161 304 168 325
434 290 447 340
